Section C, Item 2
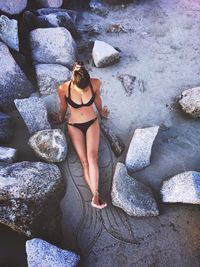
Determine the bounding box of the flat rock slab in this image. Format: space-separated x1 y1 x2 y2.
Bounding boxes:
28 129 68 162
100 121 125 157
14 97 51 135
0 0 27 15
0 147 17 163
35 64 71 95
118 74 136 96
111 163 159 216
0 42 34 112
179 86 200 118
0 161 65 242
125 126 159 172
30 27 77 68
0 15 19 51
0 112 14 144
161 171 200 204
92 40 120 67
26 238 80 267
35 0 63 7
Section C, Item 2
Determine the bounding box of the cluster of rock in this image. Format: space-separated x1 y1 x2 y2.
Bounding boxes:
111 126 160 216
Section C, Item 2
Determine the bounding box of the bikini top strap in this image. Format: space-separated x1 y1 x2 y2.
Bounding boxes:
90 81 95 96
68 81 72 99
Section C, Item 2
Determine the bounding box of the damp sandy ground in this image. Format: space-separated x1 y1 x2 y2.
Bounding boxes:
1 0 200 266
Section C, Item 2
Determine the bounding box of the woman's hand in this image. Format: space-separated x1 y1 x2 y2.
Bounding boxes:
101 106 109 119
49 112 65 124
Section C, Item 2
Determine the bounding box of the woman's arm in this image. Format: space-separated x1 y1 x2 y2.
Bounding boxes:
57 83 68 122
93 79 109 118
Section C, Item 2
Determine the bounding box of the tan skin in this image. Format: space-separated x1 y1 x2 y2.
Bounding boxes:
51 78 109 209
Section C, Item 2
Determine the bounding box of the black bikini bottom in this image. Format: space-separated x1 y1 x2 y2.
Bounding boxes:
67 117 98 135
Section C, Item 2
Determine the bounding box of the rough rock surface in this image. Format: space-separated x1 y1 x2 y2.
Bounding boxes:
0 0 27 15
0 15 19 51
30 27 77 67
14 97 51 135
0 42 34 112
92 40 120 67
0 112 14 144
0 161 65 242
103 0 134 4
26 238 80 267
100 122 125 157
118 74 136 96
0 147 17 163
35 64 71 95
35 8 77 23
111 163 159 216
179 87 200 118
125 126 159 172
41 93 60 114
28 129 68 162
35 0 63 8
161 171 200 204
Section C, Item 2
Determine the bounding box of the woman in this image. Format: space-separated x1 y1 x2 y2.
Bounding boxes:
51 61 109 209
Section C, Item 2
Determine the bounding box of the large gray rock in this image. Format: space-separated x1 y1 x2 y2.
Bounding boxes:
0 15 19 51
92 40 120 67
0 161 65 242
28 129 68 162
179 87 200 118
0 147 17 163
30 27 77 68
14 97 51 135
26 238 80 267
0 0 27 15
125 126 159 172
161 171 200 204
0 112 14 143
34 0 63 7
35 64 70 95
0 42 34 112
111 163 159 216
100 122 125 157
41 93 60 114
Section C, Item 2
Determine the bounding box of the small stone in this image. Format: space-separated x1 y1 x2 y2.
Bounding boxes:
0 147 17 163
0 0 27 15
35 64 71 95
0 112 14 143
179 86 200 118
34 0 63 8
100 122 125 157
118 74 136 96
26 238 80 267
138 78 145 92
29 27 77 68
14 97 51 135
28 129 68 163
161 171 200 204
111 163 159 216
125 126 159 172
0 15 19 51
106 24 126 33
92 40 120 67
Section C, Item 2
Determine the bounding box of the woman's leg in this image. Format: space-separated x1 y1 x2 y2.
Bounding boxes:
67 124 92 192
86 120 106 208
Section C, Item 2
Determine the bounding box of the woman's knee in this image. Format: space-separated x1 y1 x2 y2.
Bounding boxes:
87 151 98 165
80 158 89 168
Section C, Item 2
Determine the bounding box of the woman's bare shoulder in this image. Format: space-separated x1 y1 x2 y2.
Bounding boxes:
90 78 101 92
58 80 70 96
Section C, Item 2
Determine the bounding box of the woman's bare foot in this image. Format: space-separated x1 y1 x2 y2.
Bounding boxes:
91 194 107 209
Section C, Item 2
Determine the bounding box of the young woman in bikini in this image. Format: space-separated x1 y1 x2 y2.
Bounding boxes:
51 61 109 209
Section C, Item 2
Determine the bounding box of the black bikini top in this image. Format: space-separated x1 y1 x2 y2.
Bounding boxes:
65 81 96 109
